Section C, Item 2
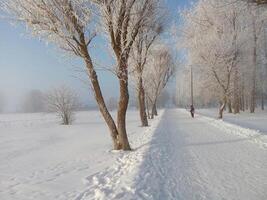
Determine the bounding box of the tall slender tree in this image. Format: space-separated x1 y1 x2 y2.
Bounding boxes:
95 0 162 149
130 10 165 126
144 46 175 118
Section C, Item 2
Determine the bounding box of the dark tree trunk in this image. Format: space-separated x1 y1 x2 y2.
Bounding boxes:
152 103 158 116
117 64 131 151
81 47 120 150
250 76 256 113
250 20 257 113
146 97 151 119
228 99 232 113
137 76 148 127
240 97 245 111
241 77 245 111
262 92 265 110
233 67 240 114
245 96 249 110
233 97 240 114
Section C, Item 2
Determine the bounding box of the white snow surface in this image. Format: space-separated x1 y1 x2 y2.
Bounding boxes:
198 108 267 134
0 110 153 200
1 109 267 200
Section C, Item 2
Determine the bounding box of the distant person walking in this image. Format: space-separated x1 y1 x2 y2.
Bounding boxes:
190 105 195 118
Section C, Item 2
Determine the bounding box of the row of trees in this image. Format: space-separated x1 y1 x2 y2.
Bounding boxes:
178 0 267 118
1 0 175 150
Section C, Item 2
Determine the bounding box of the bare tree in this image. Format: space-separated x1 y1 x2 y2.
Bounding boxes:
130 14 165 126
45 86 78 125
95 0 162 149
144 46 175 118
129 3 165 126
247 4 264 113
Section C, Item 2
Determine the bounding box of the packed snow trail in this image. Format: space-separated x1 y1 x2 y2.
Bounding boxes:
80 109 267 200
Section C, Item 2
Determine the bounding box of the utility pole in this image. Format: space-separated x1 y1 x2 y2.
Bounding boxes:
190 65 194 106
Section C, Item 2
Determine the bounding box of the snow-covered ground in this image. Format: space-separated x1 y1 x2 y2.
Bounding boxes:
0 110 156 200
1 109 267 200
197 108 267 134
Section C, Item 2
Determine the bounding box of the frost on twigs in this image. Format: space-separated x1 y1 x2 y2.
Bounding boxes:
2 0 96 56
45 86 79 125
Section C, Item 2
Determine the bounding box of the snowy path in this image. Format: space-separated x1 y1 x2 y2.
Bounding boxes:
81 109 267 200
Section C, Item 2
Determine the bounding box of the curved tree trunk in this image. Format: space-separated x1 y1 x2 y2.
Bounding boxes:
80 39 120 150
138 76 148 127
85 61 120 149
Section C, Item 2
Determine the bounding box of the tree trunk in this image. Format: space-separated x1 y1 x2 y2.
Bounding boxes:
146 97 151 119
241 96 245 111
84 57 120 150
233 67 240 114
250 72 256 113
241 76 245 111
219 96 227 119
245 96 249 110
262 91 265 110
137 76 148 127
117 64 131 151
79 37 121 150
152 103 158 116
228 99 232 113
233 97 240 114
250 19 257 113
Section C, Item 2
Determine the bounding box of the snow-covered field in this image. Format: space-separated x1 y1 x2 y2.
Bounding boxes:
0 110 157 200
1 109 267 200
198 108 267 134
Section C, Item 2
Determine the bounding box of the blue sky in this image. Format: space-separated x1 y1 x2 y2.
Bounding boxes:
0 0 191 111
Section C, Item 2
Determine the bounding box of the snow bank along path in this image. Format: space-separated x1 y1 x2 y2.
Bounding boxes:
77 109 267 200
198 109 267 134
197 113 267 149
